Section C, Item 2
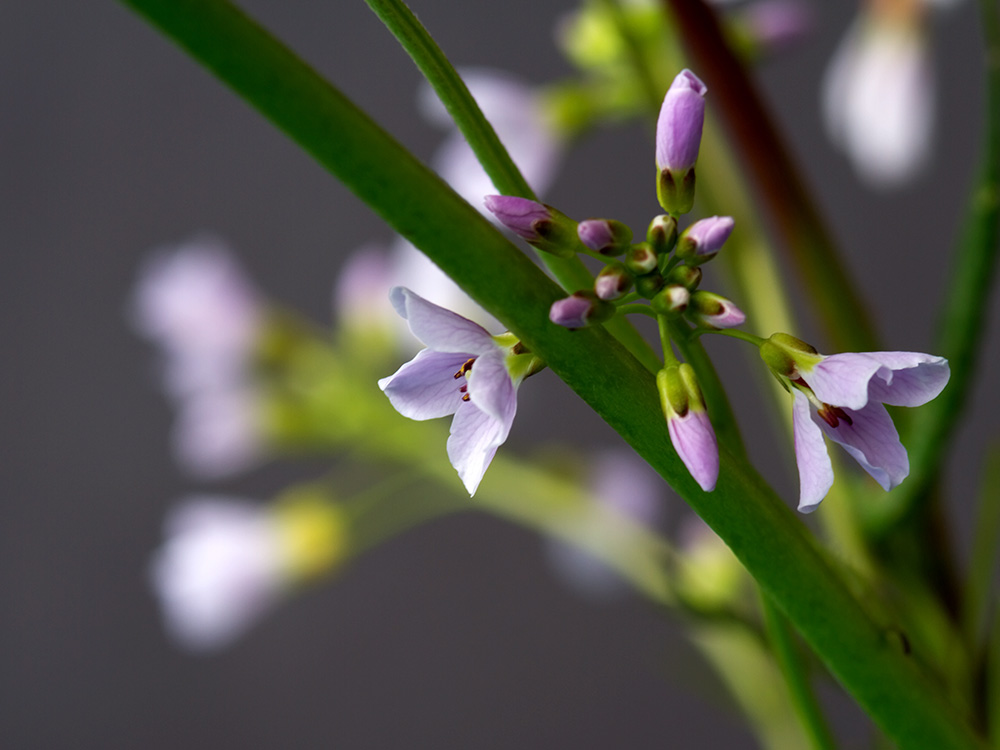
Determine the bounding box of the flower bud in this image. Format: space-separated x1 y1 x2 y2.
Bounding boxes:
657 364 718 492
549 291 615 329
647 214 679 256
484 195 578 258
634 273 665 299
651 284 690 316
656 70 708 215
625 242 658 275
676 216 734 264
687 291 746 329
594 263 633 300
666 263 702 290
578 219 633 255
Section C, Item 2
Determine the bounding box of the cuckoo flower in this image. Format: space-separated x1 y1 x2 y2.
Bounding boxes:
761 335 950 512
379 288 542 495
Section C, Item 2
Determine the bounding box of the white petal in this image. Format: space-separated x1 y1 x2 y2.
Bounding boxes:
792 391 835 513
389 287 495 354
806 353 882 410
464 352 516 425
378 349 470 421
446 400 514 495
863 351 950 407
819 401 909 491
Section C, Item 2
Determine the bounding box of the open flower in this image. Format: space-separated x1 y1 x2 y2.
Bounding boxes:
762 336 950 511
379 288 542 495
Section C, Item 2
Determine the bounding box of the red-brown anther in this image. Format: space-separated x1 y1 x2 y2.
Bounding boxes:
453 358 476 379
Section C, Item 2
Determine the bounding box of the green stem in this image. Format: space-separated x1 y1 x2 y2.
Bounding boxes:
760 593 839 750
363 0 662 375
616 303 658 318
701 328 767 347
863 0 1000 535
118 1 986 745
658 314 678 366
660 0 879 353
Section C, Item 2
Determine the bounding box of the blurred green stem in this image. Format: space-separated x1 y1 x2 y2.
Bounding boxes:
863 0 1000 535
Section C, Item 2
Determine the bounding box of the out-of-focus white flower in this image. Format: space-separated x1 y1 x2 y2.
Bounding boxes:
150 495 345 652
131 238 266 477
545 451 665 601
150 497 287 652
170 388 264 479
822 10 934 188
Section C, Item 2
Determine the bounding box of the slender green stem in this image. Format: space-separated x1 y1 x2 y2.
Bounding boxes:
700 328 767 347
597 0 663 115
118 1 987 745
862 0 1000 535
617 303 658 318
760 593 839 750
660 0 878 353
658 314 678 366
363 0 662 375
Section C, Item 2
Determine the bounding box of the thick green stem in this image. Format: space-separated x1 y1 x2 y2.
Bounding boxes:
118 1 986 745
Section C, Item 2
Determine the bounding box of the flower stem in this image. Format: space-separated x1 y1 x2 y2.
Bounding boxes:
658 314 679 366
698 327 767 347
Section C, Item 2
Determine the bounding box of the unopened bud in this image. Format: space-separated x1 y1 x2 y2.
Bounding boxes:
666 264 702 290
687 291 746 329
578 219 633 255
625 243 658 275
676 216 734 264
651 284 691 316
484 195 578 258
594 263 633 300
647 214 679 255
549 291 615 330
635 273 665 299
655 70 707 215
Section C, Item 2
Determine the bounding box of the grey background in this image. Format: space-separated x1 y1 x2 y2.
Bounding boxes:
1 1 993 748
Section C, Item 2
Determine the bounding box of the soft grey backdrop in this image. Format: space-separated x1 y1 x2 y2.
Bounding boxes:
1 1 993 748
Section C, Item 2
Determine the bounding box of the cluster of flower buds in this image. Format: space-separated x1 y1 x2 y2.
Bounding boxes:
481 69 755 492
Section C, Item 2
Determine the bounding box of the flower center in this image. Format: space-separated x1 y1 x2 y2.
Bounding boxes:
453 357 476 402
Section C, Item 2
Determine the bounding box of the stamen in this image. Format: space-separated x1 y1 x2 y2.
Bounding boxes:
461 393 471 402
453 357 476 379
